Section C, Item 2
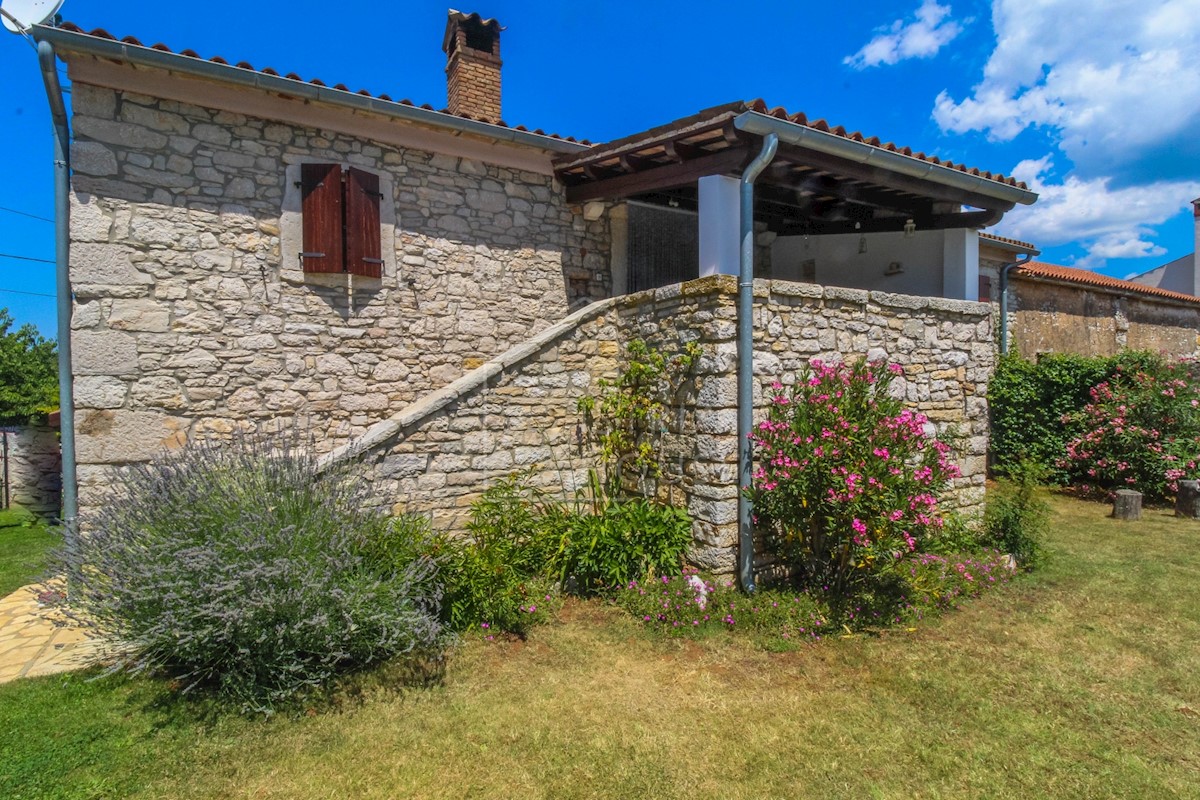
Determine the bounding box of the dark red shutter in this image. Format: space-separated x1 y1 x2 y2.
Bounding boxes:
300 163 344 273
345 167 383 279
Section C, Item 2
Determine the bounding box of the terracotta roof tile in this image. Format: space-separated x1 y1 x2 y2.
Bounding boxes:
979 232 1039 252
1015 261 1200 306
744 99 1024 189
54 22 590 145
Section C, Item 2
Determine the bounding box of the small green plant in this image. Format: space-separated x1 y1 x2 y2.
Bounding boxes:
983 462 1049 569
435 472 561 633
59 434 443 713
577 338 700 500
553 498 692 593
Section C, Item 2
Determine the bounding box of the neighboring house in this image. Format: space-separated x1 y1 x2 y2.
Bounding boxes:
32 12 1037 566
1129 198 1200 297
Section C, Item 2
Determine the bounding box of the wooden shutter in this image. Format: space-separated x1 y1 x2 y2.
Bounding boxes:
300 163 343 273
345 167 383 279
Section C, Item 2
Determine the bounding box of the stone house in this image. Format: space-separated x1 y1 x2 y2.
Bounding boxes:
35 12 1037 570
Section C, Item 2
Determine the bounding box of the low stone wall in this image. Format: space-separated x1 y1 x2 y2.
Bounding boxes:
342 275 993 573
4 425 61 517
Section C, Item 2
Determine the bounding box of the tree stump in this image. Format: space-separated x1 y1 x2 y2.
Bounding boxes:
1175 480 1200 518
1112 489 1142 521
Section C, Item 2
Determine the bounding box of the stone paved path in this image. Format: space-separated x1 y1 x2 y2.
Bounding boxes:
0 580 104 684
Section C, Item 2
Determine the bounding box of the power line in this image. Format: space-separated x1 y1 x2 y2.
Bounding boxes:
0 205 53 224
0 253 54 265
0 288 54 298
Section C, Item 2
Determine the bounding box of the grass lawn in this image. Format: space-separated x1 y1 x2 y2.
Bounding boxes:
1 493 1197 799
0 507 57 597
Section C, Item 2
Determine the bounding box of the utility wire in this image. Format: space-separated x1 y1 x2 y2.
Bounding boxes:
0 206 53 224
0 253 54 265
0 287 55 298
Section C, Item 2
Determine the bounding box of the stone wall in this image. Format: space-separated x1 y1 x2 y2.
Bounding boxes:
978 258 1200 359
4 425 61 517
1007 279 1200 359
342 275 993 575
67 80 612 510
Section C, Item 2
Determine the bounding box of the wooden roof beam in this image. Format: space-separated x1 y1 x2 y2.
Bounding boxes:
773 142 1015 212
565 146 751 203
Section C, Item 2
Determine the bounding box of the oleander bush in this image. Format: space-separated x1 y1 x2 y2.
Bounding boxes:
59 434 443 712
1059 358 1200 500
988 350 1166 480
748 358 961 594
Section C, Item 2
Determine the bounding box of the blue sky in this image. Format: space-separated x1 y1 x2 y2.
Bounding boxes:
2 0 1198 337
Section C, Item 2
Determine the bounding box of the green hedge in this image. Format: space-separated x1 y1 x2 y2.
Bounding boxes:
988 351 1162 480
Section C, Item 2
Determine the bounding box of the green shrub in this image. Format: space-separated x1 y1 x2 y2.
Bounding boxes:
983 463 1049 569
59 435 443 712
988 350 1163 480
553 498 692 593
435 473 561 634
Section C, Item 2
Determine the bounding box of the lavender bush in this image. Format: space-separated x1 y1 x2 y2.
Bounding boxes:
60 434 443 712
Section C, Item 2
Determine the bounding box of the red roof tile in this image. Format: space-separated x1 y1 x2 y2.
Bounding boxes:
1015 261 1200 306
54 22 590 145
979 232 1039 252
745 100 1025 189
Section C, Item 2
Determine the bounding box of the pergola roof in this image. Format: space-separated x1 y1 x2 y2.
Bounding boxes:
554 100 1038 234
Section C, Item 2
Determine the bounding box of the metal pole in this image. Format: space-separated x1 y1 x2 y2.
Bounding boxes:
736 133 777 594
36 39 78 532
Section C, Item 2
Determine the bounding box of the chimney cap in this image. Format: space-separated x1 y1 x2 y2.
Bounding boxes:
443 9 503 54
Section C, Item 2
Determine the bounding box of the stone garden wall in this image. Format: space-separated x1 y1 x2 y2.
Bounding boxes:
66 80 611 510
340 275 993 574
4 424 62 517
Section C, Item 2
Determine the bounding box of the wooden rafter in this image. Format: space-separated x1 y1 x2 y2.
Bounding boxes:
565 146 751 203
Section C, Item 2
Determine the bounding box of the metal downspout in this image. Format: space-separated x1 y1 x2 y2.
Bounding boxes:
737 133 778 594
998 255 1032 355
37 40 78 534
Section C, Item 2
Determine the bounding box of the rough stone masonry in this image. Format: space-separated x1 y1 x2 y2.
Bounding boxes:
342 276 992 573
66 80 611 510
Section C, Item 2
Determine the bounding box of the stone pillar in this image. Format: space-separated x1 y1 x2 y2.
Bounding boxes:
943 228 980 301
698 175 740 278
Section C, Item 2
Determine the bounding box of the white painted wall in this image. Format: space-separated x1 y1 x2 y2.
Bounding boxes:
698 175 740 277
770 229 947 296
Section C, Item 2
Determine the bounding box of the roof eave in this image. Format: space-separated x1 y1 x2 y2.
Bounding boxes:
32 24 588 155
734 111 1038 208
1014 271 1200 308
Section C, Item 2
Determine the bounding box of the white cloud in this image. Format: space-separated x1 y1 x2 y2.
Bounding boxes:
933 0 1200 181
844 0 963 69
993 156 1200 267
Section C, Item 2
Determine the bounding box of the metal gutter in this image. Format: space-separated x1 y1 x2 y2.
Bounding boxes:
736 133 777 594
998 255 1033 354
31 24 589 156
733 111 1038 208
36 39 78 534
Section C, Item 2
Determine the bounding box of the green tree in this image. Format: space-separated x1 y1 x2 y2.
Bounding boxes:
0 309 58 424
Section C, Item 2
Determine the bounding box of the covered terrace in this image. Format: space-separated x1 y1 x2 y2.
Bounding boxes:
555 100 1038 301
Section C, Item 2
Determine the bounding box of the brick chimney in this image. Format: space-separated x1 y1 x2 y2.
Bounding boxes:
443 10 503 124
